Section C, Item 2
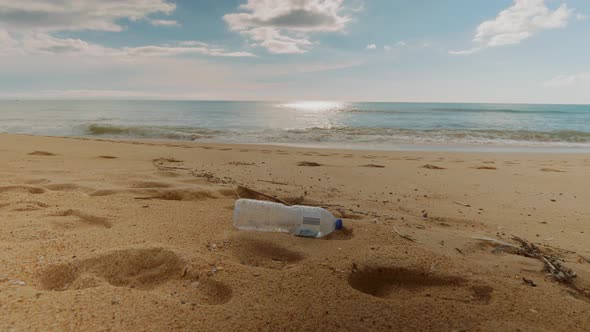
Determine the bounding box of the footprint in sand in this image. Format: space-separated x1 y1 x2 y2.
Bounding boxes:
422 164 446 170
348 266 493 304
540 168 565 173
50 209 112 229
231 237 305 270
128 181 172 189
37 248 233 305
28 151 57 156
475 166 497 170
38 248 181 291
0 185 46 194
4 200 49 212
297 161 323 167
362 164 386 168
136 188 221 201
156 171 182 178
44 183 94 193
24 179 51 185
90 187 225 202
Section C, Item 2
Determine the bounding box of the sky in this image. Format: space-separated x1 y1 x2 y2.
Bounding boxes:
0 0 589 104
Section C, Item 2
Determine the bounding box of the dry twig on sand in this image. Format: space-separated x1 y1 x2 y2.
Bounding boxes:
393 226 417 243
257 180 289 185
453 201 472 208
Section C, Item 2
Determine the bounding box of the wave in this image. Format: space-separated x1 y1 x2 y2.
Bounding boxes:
83 124 590 147
86 124 223 140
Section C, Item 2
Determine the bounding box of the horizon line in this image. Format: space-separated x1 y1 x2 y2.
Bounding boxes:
0 98 589 106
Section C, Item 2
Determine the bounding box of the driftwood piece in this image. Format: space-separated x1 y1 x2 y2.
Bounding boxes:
475 235 587 298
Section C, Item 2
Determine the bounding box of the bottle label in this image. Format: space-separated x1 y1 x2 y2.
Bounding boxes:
296 213 321 238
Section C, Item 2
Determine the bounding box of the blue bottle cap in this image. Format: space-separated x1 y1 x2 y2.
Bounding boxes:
335 219 343 230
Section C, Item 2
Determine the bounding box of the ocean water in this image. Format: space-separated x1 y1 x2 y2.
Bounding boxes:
1 100 590 151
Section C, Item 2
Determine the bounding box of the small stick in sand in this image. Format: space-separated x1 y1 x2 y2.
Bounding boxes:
474 236 518 248
235 185 292 206
393 226 417 243
453 201 471 208
257 180 289 185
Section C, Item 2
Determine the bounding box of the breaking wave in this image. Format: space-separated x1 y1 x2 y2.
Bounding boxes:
83 124 590 147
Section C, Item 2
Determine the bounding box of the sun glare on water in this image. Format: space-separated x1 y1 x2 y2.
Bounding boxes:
281 101 344 112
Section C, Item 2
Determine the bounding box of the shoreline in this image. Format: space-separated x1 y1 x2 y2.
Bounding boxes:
1 133 588 331
5 132 590 154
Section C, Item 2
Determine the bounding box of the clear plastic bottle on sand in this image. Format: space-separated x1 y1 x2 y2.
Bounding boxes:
233 199 343 238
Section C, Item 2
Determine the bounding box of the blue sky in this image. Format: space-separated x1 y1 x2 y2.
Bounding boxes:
0 0 588 103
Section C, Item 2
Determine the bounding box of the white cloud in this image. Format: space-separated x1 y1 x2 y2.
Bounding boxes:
543 73 590 87
241 27 313 54
224 0 355 54
0 28 20 54
21 33 112 56
123 44 256 58
383 45 391 51
576 13 588 21
0 31 255 58
365 43 376 50
0 0 175 32
451 0 572 55
448 47 481 56
178 41 210 47
0 2 253 58
148 19 180 27
395 41 407 47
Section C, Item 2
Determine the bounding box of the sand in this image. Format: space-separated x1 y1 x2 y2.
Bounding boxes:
0 133 589 331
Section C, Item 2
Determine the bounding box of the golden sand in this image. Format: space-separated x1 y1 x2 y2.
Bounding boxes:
0 133 589 331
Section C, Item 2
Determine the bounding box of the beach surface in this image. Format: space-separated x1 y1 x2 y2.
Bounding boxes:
1 133 589 331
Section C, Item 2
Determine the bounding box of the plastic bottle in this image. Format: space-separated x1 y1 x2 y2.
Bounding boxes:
233 198 343 238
